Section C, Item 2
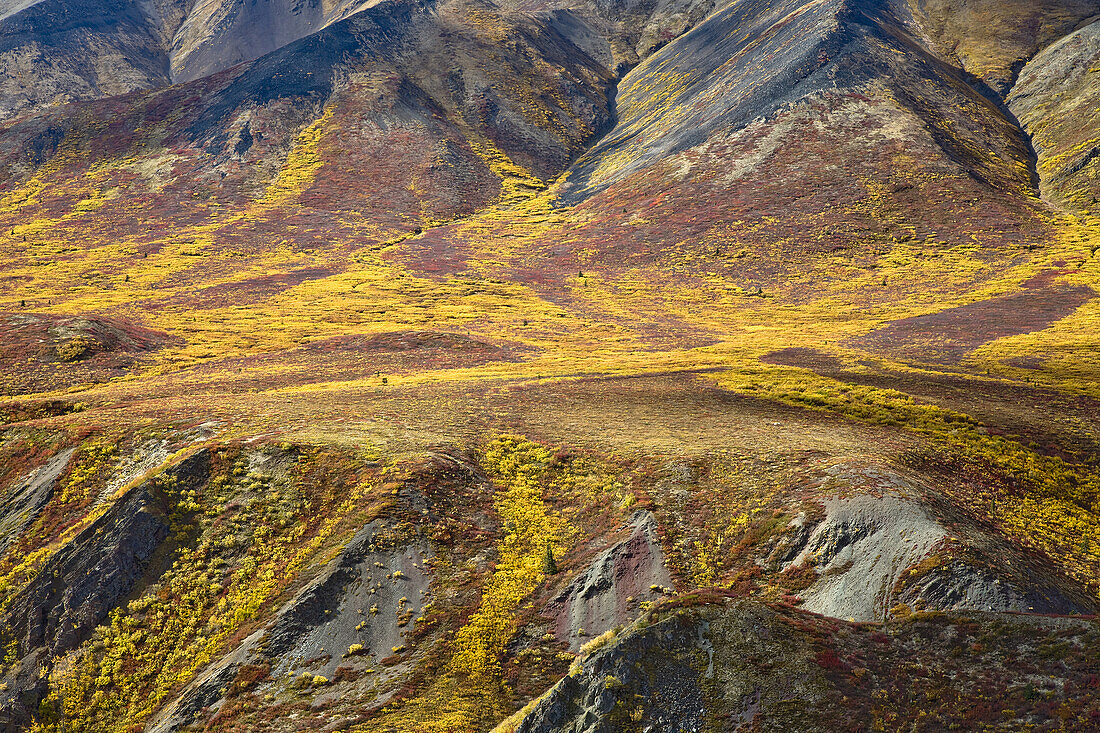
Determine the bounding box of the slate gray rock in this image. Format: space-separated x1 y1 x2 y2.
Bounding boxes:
0 449 210 729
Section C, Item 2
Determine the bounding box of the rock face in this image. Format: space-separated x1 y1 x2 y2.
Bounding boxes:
262 521 431 678
775 465 1100 621
787 489 948 621
515 599 1100 733
0 446 73 553
895 555 1098 615
1009 17 1100 212
0 449 209 729
547 511 672 650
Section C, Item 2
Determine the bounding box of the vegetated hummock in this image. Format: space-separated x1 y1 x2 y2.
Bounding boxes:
0 0 1099 730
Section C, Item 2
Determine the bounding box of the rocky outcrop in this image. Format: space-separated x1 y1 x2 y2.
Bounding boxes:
0 446 73 553
775 467 1100 621
896 556 1098 615
514 599 1100 733
517 613 709 733
786 489 947 621
547 510 672 650
262 521 430 678
0 449 209 729
145 518 431 732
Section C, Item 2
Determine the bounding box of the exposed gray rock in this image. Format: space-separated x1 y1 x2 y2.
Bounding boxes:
517 613 709 733
144 518 431 732
779 464 1100 622
0 449 209 729
790 488 947 621
263 521 431 679
547 510 672 651
557 0 1036 203
97 440 171 506
0 446 74 554
896 555 1099 616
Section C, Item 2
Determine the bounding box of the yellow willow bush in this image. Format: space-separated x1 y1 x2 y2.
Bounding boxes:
450 435 570 683
723 368 1100 593
260 104 336 206
58 439 117 505
997 494 1100 585
369 437 580 733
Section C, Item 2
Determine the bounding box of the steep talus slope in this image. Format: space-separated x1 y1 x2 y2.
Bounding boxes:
173 0 614 178
1009 17 1100 212
0 0 613 218
0 0 700 124
523 0 1055 306
557 0 1036 204
514 599 1100 732
0 0 387 121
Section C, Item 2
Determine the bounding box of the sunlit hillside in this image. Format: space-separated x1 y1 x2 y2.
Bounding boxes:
1 0 1099 730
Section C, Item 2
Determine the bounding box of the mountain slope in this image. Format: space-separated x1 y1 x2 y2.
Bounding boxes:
1009 17 1100 211
0 0 1100 731
0 0 186 120
903 0 1098 94
513 598 1100 732
170 0 383 83
557 0 1038 205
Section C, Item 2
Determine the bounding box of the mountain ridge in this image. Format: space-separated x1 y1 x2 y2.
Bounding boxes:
0 0 1099 730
